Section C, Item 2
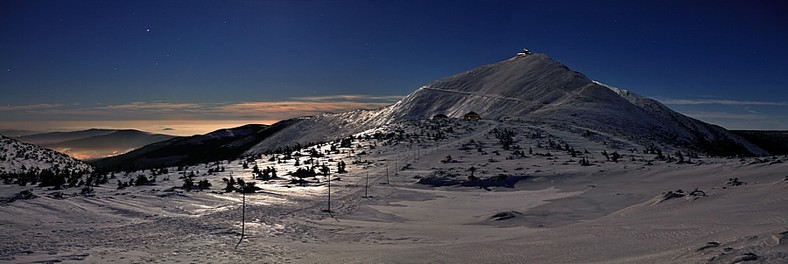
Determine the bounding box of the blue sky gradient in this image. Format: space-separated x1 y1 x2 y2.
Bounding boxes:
1 0 786 134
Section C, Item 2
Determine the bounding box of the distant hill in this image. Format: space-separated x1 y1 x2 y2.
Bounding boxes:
0 129 43 137
17 129 117 145
15 129 175 160
731 130 788 155
90 119 301 171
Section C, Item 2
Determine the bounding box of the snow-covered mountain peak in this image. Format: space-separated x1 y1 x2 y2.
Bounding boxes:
246 53 767 156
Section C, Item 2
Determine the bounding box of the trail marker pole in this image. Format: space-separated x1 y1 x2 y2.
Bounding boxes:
235 191 246 249
395 156 398 174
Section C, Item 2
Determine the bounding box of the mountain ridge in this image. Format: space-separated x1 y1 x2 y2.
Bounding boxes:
16 129 176 160
245 53 767 156
90 120 301 171
16 128 118 145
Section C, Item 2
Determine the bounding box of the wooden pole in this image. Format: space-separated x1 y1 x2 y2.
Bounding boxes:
327 173 331 212
365 171 369 198
235 191 245 249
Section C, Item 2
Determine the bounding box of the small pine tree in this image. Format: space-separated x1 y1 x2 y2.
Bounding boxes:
656 149 665 160
337 161 347 173
135 175 150 186
182 176 194 191
269 167 277 178
240 181 256 193
197 179 211 190
610 152 621 162
321 164 330 176
223 177 236 192
236 178 246 191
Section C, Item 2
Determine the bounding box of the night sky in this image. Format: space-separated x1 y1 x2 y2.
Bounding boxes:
1 0 787 135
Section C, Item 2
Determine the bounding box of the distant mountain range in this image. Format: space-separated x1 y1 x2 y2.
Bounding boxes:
16 128 119 145
89 120 301 171
0 121 301 174
14 129 175 160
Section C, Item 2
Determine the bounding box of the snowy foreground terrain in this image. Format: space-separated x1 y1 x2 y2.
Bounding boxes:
1 119 786 263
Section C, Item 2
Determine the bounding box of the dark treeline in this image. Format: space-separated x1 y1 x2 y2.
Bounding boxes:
1 167 107 189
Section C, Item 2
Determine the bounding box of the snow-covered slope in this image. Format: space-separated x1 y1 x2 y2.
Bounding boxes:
246 53 767 156
594 81 767 156
0 134 92 174
2 118 785 263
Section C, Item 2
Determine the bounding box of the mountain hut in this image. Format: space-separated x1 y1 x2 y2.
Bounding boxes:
463 111 481 121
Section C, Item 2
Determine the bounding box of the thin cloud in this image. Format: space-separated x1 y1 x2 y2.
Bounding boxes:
0 103 62 111
212 95 401 119
95 102 203 111
293 94 403 102
659 98 787 106
679 111 788 130
214 101 391 119
1 95 402 122
682 111 768 120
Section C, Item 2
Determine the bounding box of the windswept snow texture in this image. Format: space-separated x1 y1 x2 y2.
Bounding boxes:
1 119 786 263
246 54 766 156
0 134 92 173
